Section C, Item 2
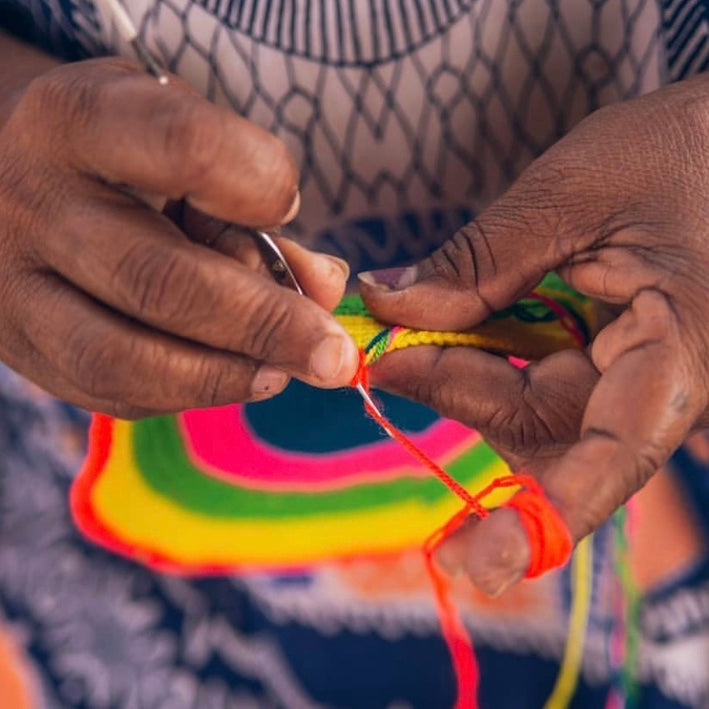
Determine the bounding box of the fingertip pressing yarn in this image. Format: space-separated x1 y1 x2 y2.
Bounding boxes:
350 339 574 708
350 342 574 581
344 281 588 706
503 476 573 579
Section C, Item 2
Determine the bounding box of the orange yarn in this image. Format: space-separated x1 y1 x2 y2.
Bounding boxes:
351 355 487 517
424 508 480 709
350 350 573 707
505 484 573 579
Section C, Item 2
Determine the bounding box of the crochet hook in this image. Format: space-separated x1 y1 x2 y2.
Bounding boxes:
249 230 390 427
101 0 385 422
249 230 304 295
100 0 384 424
101 0 169 85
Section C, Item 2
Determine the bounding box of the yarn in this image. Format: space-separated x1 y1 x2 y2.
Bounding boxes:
350 352 486 516
505 486 573 579
350 294 578 576
337 271 595 364
350 318 576 706
424 508 481 709
72 272 593 706
611 504 640 707
544 535 594 709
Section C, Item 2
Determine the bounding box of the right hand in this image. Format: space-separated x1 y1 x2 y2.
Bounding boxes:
0 57 358 419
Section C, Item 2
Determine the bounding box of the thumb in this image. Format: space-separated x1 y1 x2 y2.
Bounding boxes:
358 167 579 330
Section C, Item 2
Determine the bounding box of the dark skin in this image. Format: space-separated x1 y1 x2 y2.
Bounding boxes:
360 74 709 595
1 33 707 596
0 34 359 419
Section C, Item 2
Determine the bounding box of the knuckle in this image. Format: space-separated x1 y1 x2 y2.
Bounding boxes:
425 222 497 314
112 242 202 323
259 136 298 218
395 351 448 408
483 388 562 456
427 225 480 284
409 376 440 408
484 404 529 451
21 67 103 143
241 294 295 360
108 401 153 420
520 385 575 445
63 328 131 400
159 99 224 188
414 355 474 417
15 59 138 158
436 229 475 283
0 157 71 261
629 445 664 489
194 361 233 407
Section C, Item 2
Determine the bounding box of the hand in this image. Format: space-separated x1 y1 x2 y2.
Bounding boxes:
0 57 358 418
360 74 709 595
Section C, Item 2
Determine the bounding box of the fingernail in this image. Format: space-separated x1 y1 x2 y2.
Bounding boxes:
465 509 530 597
310 332 358 383
435 543 463 576
281 190 301 224
325 255 350 281
252 365 289 396
357 266 418 292
485 571 525 599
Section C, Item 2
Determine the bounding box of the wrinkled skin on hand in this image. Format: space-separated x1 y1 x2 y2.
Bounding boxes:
361 74 709 596
0 58 358 419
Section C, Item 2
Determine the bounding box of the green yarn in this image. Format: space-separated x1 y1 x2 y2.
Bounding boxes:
612 506 641 707
133 415 500 519
334 272 588 325
334 294 371 316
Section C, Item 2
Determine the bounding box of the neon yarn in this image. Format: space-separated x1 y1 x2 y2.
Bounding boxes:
351 351 574 581
424 508 481 709
351 340 575 707
72 272 594 705
335 272 595 364
544 535 594 709
350 292 578 580
506 486 573 579
341 277 590 707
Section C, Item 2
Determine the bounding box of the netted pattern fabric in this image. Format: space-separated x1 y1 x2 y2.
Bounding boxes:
661 0 709 80
72 1 663 262
0 0 102 57
2 3 709 707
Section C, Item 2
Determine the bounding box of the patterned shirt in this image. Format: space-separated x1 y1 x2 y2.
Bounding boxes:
1 2 709 708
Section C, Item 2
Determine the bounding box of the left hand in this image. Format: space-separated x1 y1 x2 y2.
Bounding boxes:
359 74 709 596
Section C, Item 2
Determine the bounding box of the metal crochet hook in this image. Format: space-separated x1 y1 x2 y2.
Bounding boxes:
102 0 169 85
249 230 389 425
249 230 304 295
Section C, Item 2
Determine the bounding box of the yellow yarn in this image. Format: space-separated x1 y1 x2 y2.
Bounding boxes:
544 535 594 709
336 300 593 363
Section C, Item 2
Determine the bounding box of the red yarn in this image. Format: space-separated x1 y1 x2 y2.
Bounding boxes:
351 351 573 707
504 482 573 578
350 353 487 517
424 507 480 709
525 291 586 347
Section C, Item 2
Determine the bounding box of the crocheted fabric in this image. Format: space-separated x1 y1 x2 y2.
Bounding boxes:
71 274 595 574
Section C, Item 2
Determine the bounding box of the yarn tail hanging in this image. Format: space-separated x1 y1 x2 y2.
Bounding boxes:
350 350 574 707
544 534 594 709
424 508 481 709
611 504 640 707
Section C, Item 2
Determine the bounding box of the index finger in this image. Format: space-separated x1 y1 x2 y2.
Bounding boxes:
41 189 358 388
27 60 299 227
